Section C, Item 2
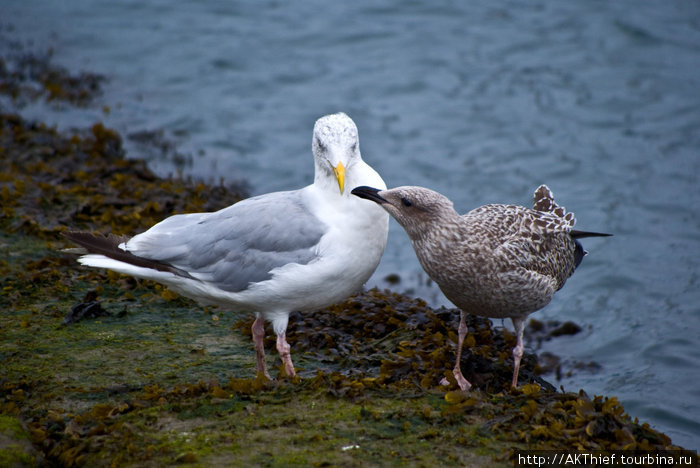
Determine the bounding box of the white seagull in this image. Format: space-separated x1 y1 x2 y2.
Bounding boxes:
64 113 389 379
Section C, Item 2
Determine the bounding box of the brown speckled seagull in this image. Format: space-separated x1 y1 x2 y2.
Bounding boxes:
352 184 611 390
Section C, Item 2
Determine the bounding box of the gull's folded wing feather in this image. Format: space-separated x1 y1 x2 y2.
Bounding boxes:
124 190 328 292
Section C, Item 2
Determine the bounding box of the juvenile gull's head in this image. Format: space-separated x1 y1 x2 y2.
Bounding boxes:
312 113 362 194
351 185 458 239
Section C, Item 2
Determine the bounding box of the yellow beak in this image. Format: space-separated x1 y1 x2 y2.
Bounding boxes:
332 161 345 194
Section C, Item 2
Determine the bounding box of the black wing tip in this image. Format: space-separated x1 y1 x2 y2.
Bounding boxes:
570 230 613 239
62 230 130 251
62 230 195 280
62 230 88 241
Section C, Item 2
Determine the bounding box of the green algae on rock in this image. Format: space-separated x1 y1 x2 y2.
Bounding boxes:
0 414 43 468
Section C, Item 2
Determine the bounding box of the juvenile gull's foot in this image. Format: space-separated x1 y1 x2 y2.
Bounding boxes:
453 367 472 391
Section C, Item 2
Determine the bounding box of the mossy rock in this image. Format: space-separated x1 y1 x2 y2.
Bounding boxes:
0 89 693 465
0 415 43 467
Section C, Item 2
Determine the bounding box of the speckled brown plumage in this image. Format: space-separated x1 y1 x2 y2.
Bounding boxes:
352 184 611 390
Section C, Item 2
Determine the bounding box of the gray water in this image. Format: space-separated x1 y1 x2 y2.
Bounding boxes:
3 0 699 449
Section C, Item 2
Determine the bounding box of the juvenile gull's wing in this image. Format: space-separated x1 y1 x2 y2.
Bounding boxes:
465 204 578 289
464 204 572 247
125 189 327 293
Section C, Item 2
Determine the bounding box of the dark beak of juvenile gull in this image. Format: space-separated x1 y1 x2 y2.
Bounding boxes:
351 186 387 204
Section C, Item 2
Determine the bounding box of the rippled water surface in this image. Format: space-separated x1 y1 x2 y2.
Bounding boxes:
3 0 699 449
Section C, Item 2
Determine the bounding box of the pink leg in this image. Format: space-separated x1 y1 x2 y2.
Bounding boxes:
511 317 525 388
276 332 296 377
453 310 472 391
252 316 271 379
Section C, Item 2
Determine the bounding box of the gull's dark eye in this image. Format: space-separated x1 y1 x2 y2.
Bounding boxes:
401 197 412 207
316 138 326 151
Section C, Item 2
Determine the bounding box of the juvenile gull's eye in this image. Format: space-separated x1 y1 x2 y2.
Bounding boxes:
401 197 412 207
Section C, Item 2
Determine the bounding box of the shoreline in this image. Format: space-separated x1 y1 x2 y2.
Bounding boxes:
0 47 695 466
0 112 694 465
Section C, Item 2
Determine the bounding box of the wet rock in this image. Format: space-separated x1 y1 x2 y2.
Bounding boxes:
549 321 582 337
383 273 401 285
0 47 103 106
63 300 110 325
526 319 602 381
526 318 583 347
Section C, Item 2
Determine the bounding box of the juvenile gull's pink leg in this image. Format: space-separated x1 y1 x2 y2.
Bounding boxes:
276 332 296 377
452 310 472 391
511 317 525 388
252 316 271 379
439 310 472 390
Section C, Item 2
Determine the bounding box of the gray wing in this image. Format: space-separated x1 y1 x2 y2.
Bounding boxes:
125 189 327 292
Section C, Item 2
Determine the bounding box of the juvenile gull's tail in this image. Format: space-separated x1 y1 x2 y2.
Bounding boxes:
532 185 612 268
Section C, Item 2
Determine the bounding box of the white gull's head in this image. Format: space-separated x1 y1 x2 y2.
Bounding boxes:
312 113 362 194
